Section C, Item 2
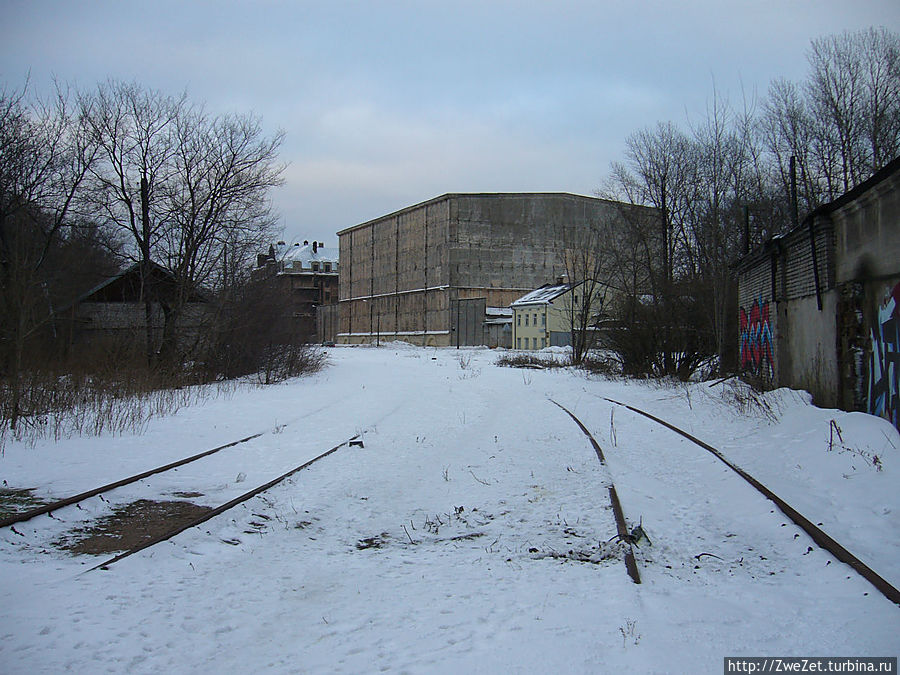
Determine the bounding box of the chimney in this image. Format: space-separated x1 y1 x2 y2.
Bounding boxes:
313 241 318 253
319 242 324 249
303 240 309 246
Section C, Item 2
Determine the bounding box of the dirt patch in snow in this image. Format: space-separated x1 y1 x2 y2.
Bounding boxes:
56 499 213 555
356 532 391 550
0 487 48 521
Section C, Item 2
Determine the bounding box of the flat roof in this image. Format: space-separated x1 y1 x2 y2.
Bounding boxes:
336 192 633 236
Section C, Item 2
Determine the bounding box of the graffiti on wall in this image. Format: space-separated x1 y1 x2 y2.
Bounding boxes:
868 283 900 430
739 296 774 379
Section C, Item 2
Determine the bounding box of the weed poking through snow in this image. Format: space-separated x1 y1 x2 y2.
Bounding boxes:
619 619 641 647
828 419 884 472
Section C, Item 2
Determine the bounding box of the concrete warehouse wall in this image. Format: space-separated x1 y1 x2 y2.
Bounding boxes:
338 193 651 346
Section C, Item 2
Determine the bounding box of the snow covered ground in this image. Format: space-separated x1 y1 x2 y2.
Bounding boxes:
1 345 898 673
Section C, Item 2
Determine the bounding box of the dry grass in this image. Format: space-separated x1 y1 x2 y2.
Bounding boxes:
494 353 567 369
0 371 243 453
0 343 327 453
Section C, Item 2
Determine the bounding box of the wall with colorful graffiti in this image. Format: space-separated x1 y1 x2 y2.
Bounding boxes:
868 282 900 430
739 296 774 380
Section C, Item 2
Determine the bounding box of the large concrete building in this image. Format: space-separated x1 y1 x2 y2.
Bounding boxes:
736 156 900 430
337 193 650 346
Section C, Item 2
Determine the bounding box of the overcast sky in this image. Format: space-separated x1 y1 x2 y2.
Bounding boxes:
3 1 899 247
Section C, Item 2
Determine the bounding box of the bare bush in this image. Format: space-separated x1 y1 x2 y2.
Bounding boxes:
0 360 240 453
601 291 715 381
495 353 567 369
717 378 781 423
579 352 621 377
201 277 326 384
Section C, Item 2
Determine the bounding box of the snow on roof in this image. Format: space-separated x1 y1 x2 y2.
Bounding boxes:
510 282 577 307
486 307 513 317
282 242 339 267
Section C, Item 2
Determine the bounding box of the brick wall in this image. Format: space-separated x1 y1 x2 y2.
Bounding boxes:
737 217 836 391
737 252 776 384
776 219 835 301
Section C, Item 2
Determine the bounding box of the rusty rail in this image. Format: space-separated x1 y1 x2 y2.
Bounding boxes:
0 432 266 529
603 396 900 607
550 400 640 584
88 434 360 572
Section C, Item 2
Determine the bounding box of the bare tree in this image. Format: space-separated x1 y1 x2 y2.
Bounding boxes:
559 218 617 365
80 81 285 365
80 80 186 364
596 26 899 381
0 81 97 426
807 30 868 193
610 122 701 285
763 28 900 219
762 78 823 214
606 122 708 376
156 107 285 359
690 87 768 372
857 28 900 172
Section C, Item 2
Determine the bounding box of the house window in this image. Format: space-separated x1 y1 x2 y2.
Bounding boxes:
532 337 538 350
517 337 521 349
324 262 331 272
525 314 529 326
533 313 537 326
541 313 545 326
517 314 521 326
311 262 319 271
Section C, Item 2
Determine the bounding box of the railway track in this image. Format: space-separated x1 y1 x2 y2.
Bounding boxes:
0 432 266 529
598 395 900 607
550 399 642 584
6 385 895 607
6 401 650 582
1 426 364 571
2 397 406 571
86 433 361 572
0 395 358 530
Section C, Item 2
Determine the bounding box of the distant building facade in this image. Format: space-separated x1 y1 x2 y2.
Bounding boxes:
337 193 650 347
255 240 339 342
736 156 900 429
484 307 512 349
511 281 606 350
56 262 209 357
